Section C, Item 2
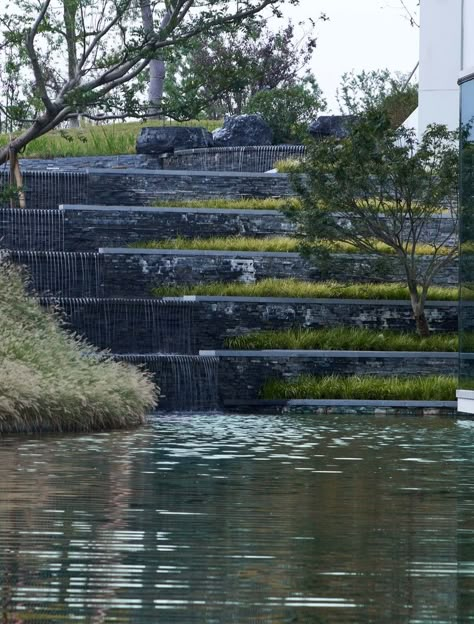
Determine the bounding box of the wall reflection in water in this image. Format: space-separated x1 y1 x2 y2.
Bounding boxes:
0 414 467 623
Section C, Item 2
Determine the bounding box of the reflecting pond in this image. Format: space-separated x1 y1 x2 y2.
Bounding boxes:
0 413 473 623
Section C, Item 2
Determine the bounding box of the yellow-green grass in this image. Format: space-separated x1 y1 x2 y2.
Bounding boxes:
130 235 452 256
261 374 457 401
273 158 304 173
150 196 447 215
226 327 457 352
0 262 157 433
152 278 458 301
2 120 222 159
152 197 302 211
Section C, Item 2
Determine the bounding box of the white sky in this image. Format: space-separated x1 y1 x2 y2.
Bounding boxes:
278 0 420 112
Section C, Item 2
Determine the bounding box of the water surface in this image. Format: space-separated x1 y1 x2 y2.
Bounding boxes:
0 413 472 623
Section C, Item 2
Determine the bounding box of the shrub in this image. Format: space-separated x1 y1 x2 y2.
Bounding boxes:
245 82 324 143
0 262 157 433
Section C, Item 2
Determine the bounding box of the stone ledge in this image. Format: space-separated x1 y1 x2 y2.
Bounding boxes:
200 349 457 359
162 295 458 307
88 167 288 178
61 204 284 216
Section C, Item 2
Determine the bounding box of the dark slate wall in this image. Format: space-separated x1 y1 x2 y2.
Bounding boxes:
61 206 296 250
190 298 458 345
87 169 294 204
213 352 458 401
8 249 458 298
40 296 457 354
100 250 458 297
0 168 293 209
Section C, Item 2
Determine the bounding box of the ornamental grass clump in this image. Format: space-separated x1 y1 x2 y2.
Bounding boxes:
151 197 302 211
151 278 458 300
0 262 157 434
226 327 457 352
262 375 457 401
131 236 451 255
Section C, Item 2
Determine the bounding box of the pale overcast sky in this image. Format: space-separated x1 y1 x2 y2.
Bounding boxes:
278 0 420 112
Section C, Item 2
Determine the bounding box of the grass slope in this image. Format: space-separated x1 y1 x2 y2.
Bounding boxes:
225 327 457 352
1 120 221 159
152 278 458 301
131 236 451 256
0 263 157 433
262 375 457 401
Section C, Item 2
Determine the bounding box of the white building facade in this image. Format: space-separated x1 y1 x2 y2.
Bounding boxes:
418 0 474 134
453 2 474 414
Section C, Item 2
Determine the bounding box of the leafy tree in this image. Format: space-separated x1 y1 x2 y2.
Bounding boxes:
161 20 321 119
245 79 325 143
337 69 418 128
288 111 458 337
0 0 299 164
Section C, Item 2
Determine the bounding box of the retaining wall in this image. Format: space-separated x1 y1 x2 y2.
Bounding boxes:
38 296 457 354
99 249 458 296
87 169 293 205
8 248 458 298
201 350 459 401
61 205 296 250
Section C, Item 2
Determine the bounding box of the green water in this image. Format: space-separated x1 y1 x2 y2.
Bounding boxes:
0 413 472 623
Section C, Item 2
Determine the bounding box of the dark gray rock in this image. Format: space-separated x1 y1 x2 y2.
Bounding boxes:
308 115 356 139
213 114 273 147
136 126 213 155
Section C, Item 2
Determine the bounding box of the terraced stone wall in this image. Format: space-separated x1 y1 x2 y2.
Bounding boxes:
211 352 458 401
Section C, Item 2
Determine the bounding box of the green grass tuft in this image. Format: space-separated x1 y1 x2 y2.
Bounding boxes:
151 278 458 301
226 327 457 351
261 374 457 401
130 235 452 255
0 262 157 434
152 197 302 211
273 158 304 173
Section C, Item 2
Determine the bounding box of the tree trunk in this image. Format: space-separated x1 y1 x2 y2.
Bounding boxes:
409 288 430 337
63 0 79 128
148 59 166 117
140 2 170 117
414 310 430 338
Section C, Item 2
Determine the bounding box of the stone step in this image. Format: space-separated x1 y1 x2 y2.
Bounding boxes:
168 296 457 343
38 295 456 356
8 248 458 299
199 349 458 402
99 248 458 295
0 206 457 251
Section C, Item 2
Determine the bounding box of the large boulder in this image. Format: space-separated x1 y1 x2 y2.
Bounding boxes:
308 115 356 139
136 126 214 155
212 114 273 147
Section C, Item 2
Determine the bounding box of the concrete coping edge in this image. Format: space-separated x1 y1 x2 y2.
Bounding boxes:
161 295 457 307
200 349 458 358
85 167 288 178
224 399 457 408
98 247 301 258
60 204 283 216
